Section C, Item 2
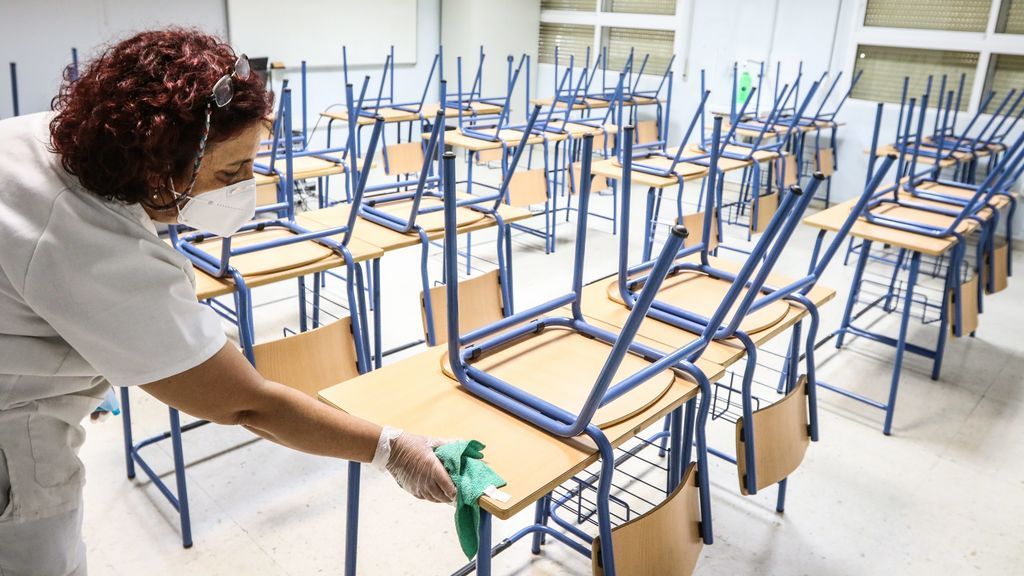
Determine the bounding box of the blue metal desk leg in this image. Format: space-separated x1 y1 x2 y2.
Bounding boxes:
345 461 361 576
372 258 383 370
120 387 136 479
530 494 550 554
477 510 493 576
168 408 193 548
883 251 922 436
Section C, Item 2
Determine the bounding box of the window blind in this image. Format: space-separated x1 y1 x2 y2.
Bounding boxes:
983 54 1024 112
864 0 992 32
541 0 595 11
605 0 676 15
851 45 978 110
996 0 1024 33
601 27 675 73
539 23 596 65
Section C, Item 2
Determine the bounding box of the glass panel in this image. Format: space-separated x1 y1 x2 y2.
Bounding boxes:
983 54 1024 112
606 0 676 16
601 27 675 73
538 23 596 65
541 0 596 11
864 0 992 32
996 0 1024 33
851 44 978 110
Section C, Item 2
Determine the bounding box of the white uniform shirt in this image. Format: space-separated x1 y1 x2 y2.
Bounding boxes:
0 112 226 523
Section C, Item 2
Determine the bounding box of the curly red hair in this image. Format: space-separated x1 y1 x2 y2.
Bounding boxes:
49 28 271 205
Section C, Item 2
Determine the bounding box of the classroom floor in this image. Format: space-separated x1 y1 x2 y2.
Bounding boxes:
78 172 1024 575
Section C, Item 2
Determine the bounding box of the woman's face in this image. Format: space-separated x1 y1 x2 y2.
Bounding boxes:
145 121 264 224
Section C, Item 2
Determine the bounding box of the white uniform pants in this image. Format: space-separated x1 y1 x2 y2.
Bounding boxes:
0 408 90 576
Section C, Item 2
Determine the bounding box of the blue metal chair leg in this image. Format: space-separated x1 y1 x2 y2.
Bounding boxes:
883 252 922 436
775 478 788 513
168 408 193 548
345 461 361 576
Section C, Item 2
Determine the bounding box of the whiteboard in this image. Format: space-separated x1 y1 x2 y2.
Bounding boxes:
226 0 417 68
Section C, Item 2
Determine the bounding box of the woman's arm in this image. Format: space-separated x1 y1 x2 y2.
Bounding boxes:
140 342 456 502
141 343 381 462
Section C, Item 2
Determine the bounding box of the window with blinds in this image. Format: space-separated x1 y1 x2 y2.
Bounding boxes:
851 45 979 110
604 0 676 15
996 0 1024 33
539 23 596 65
983 54 1024 112
601 27 675 73
541 0 595 11
863 0 992 32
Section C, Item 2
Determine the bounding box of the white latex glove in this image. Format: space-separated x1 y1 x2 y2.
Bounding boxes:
373 426 457 504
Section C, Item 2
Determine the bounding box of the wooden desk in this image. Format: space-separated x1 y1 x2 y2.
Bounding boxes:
319 344 724 520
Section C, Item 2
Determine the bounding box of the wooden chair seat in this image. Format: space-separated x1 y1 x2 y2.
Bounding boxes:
606 272 790 335
290 156 346 179
869 203 981 235
373 196 489 233
193 227 335 277
917 181 1013 210
440 325 676 430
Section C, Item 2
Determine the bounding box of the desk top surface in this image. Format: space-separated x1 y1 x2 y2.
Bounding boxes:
319 339 724 520
802 198 958 256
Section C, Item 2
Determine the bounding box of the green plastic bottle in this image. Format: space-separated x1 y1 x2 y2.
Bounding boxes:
737 70 752 108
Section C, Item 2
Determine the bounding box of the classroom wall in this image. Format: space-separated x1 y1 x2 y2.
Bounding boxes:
536 0 1022 236
0 0 444 152
0 0 227 118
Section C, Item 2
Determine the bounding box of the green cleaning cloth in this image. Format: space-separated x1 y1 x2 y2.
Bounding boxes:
434 440 507 559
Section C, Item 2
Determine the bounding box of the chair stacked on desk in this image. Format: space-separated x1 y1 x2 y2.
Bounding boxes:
807 97 1023 435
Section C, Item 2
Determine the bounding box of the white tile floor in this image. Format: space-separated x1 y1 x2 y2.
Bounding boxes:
79 172 1024 575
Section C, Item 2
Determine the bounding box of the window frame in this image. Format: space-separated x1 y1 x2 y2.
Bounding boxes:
540 0 687 78
848 0 1024 113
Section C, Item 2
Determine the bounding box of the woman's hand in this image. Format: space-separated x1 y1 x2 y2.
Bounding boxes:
374 427 457 504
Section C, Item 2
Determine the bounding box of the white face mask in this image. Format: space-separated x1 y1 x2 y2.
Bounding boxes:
176 178 256 238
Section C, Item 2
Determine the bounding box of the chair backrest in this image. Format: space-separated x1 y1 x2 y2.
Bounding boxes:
571 162 610 194
421 270 505 345
384 142 426 176
637 120 659 145
508 169 549 207
252 319 361 397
